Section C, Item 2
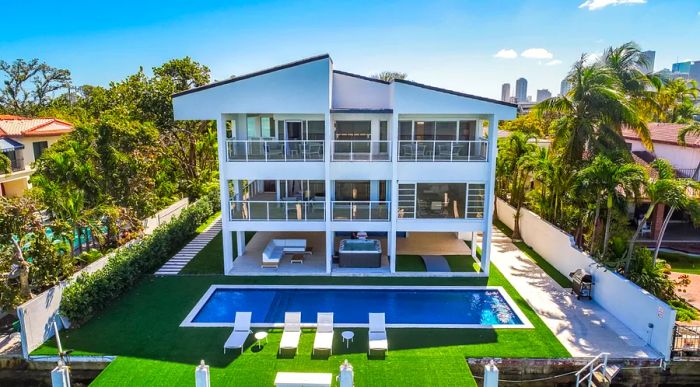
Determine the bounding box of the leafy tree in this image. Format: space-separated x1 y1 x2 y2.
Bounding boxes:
0 59 71 115
499 132 538 240
498 112 553 138
0 152 10 174
677 121 700 146
648 78 699 123
371 71 407 82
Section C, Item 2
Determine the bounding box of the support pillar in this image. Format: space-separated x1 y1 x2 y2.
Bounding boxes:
389 229 397 273
470 232 476 259
326 230 334 274
223 230 234 274
651 203 666 241
236 231 245 257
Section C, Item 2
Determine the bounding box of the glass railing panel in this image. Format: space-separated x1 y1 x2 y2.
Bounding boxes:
332 141 391 161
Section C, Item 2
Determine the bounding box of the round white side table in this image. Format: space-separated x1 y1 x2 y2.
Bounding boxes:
254 331 268 349
341 330 354 348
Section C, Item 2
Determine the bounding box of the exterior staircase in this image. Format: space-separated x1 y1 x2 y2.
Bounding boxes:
575 353 622 387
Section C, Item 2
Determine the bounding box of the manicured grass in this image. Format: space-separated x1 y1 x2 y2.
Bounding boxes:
195 211 221 233
659 251 700 275
180 231 255 274
494 219 572 288
34 266 568 386
396 255 480 272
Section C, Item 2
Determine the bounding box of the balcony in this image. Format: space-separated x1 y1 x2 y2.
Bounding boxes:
331 201 390 221
397 140 488 162
226 140 324 162
230 200 325 221
332 141 391 162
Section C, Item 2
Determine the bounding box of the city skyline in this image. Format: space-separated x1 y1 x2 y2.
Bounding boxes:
2 1 700 100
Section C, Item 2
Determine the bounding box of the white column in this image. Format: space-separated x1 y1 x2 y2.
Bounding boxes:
324 112 333 274
218 116 234 275
389 110 399 273
480 115 499 276
483 360 499 387
236 231 245 257
195 360 211 387
51 364 71 387
470 232 476 259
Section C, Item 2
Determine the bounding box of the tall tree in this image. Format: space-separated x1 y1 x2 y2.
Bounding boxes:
0 59 71 115
371 71 407 82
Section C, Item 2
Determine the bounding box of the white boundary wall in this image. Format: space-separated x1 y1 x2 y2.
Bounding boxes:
16 198 190 358
496 198 676 360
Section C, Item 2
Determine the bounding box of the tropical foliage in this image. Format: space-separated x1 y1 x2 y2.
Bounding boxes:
497 42 700 316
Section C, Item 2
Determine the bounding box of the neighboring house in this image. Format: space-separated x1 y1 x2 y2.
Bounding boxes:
172 54 516 276
0 115 74 197
623 123 700 250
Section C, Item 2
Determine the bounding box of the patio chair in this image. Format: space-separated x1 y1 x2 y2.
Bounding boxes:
306 143 323 160
368 313 388 357
279 312 302 355
224 312 252 354
267 142 284 159
400 143 416 161
313 312 334 355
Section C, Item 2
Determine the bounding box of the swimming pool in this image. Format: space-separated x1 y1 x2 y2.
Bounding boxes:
181 285 532 329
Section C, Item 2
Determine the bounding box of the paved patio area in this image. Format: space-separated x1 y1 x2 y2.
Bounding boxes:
487 227 661 358
670 272 700 310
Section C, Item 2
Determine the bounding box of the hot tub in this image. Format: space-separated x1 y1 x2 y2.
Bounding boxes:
338 239 382 268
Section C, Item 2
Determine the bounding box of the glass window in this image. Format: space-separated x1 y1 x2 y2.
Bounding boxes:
277 121 285 140
379 121 388 141
399 121 413 140
414 121 436 140
466 183 486 218
307 121 325 140
225 120 235 139
415 183 466 219
33 141 49 160
334 181 370 201
260 116 274 138
435 122 457 140
459 121 477 141
335 121 371 140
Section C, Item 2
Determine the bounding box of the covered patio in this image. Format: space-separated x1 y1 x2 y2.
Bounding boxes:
229 231 328 276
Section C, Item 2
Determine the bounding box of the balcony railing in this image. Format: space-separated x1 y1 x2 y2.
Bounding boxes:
397 140 488 162
230 200 325 221
226 140 324 162
3 152 24 172
332 141 391 162
332 201 390 221
676 168 700 182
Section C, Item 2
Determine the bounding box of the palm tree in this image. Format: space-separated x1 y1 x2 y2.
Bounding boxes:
625 159 700 272
650 78 699 123
678 122 700 146
577 156 646 258
599 42 651 97
536 54 651 163
501 132 538 240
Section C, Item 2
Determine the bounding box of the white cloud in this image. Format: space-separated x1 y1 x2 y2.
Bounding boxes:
583 52 602 65
579 0 646 11
521 48 554 59
545 59 563 66
494 49 518 59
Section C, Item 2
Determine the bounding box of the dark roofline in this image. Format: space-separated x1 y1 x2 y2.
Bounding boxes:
330 108 393 114
393 79 518 108
332 70 391 85
173 54 331 97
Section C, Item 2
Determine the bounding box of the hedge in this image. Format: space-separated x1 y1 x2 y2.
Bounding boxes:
61 190 219 325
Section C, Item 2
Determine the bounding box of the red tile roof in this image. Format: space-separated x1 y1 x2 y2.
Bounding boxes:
622 123 700 148
0 116 73 137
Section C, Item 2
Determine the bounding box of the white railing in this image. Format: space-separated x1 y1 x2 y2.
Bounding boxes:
229 200 325 221
575 352 609 386
332 141 391 161
397 140 488 162
226 140 324 162
331 201 390 221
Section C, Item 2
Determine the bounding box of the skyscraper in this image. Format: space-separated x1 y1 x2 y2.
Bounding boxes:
536 89 552 102
639 50 655 74
515 78 527 103
501 83 511 102
560 78 571 96
672 60 700 83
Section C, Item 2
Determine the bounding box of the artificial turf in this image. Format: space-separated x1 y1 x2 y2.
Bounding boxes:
34 264 569 386
493 219 572 288
180 231 255 274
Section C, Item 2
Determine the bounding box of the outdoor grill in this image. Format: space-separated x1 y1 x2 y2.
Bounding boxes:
569 269 593 300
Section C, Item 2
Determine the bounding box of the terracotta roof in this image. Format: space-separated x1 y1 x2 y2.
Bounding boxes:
622 122 700 148
0 116 73 137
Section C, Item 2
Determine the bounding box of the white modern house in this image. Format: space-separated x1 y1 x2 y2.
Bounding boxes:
172 54 516 276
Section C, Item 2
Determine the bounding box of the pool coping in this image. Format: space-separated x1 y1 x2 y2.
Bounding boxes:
180 285 534 329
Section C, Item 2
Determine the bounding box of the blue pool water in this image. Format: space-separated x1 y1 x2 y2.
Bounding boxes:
191 288 523 326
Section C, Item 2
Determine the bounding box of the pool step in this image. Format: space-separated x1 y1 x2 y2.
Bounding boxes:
155 217 222 276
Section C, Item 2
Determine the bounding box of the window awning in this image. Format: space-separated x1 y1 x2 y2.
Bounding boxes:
0 137 24 152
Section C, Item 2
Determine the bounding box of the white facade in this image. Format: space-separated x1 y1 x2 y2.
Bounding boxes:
173 54 516 276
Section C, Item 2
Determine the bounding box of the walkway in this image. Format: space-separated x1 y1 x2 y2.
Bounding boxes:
487 227 661 359
670 272 700 310
155 217 221 275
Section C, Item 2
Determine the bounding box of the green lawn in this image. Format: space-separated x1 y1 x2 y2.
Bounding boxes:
659 251 700 275
396 255 480 272
34 264 568 386
494 219 572 288
180 231 254 274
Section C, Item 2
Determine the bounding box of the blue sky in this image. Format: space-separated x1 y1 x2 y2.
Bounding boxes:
2 0 699 99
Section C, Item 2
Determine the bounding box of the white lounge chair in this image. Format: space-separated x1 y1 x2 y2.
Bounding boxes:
224 312 252 354
313 312 334 355
279 312 302 355
368 313 388 356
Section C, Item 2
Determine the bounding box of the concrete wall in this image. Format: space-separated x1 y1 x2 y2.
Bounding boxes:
496 198 676 360
332 72 390 109
627 138 700 170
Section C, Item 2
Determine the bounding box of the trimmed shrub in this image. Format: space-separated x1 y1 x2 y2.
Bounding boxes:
61 190 219 325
